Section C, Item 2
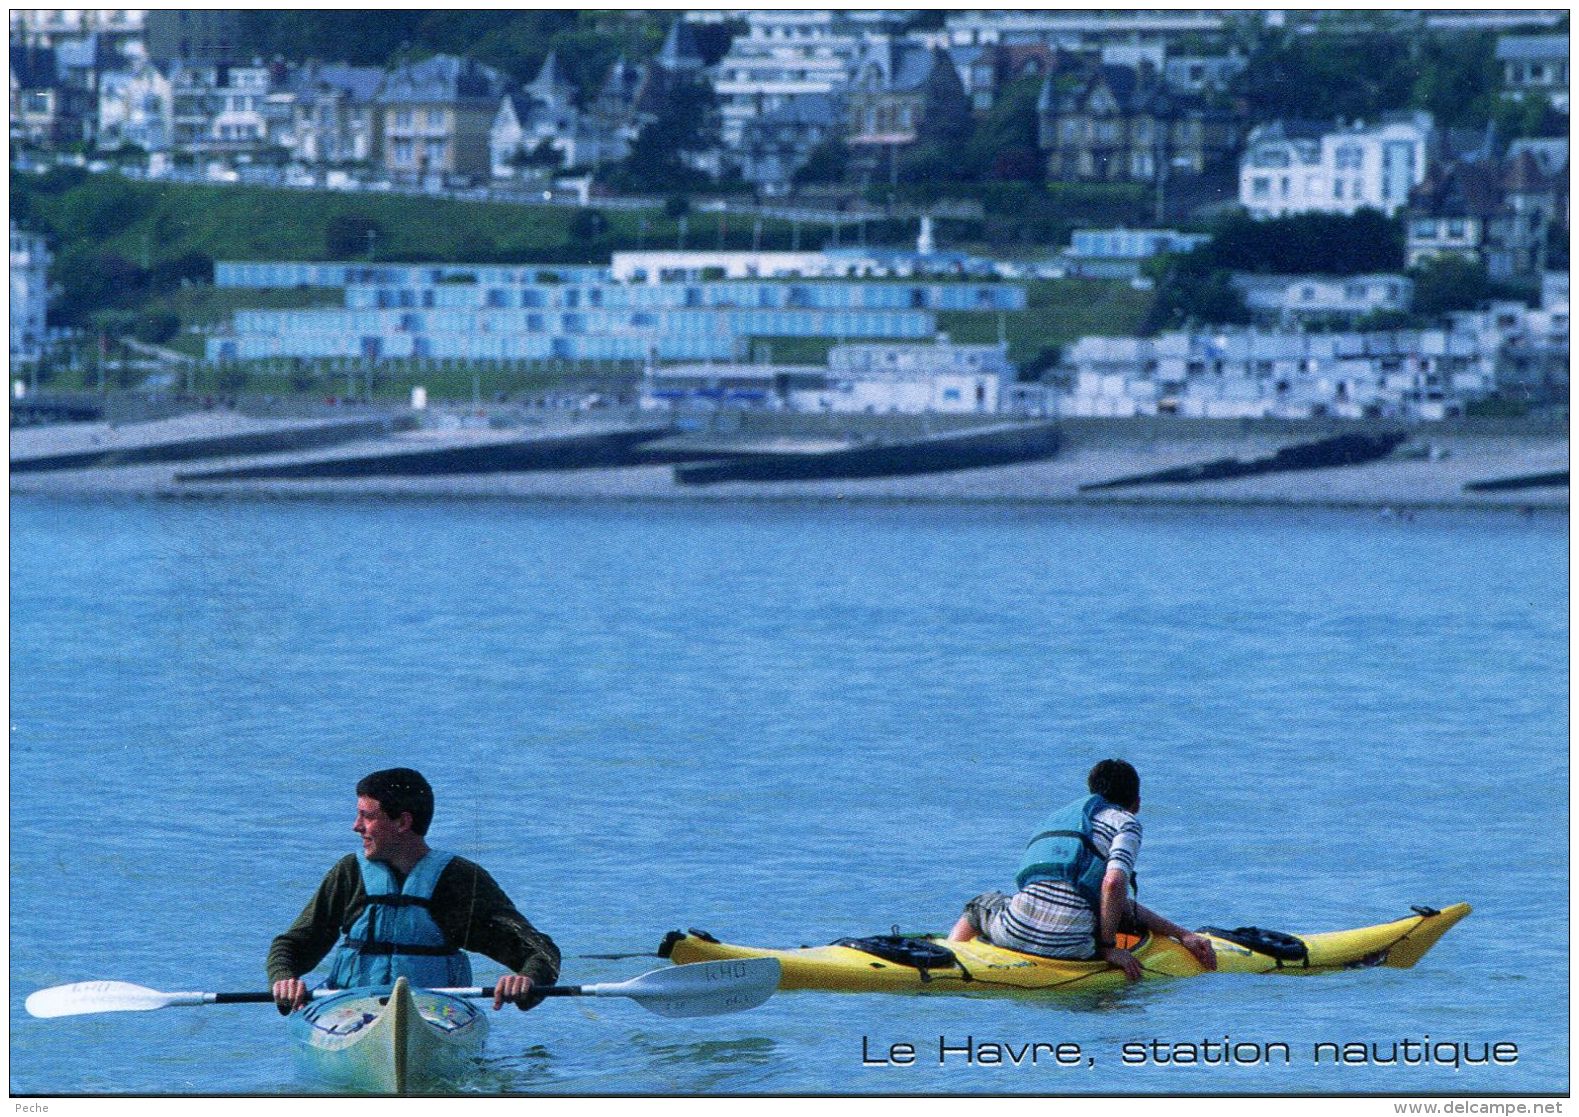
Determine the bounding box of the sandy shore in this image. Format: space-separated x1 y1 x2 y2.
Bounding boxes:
10 411 1568 512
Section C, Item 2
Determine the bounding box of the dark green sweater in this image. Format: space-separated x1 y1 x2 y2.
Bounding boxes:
266 852 560 987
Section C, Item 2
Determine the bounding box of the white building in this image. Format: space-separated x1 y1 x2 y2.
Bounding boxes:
709 10 870 148
1231 273 1413 326
1058 326 1498 421
10 223 52 367
941 10 1229 49
611 250 864 283
10 9 147 64
97 58 174 152
1447 274 1569 402
799 340 1012 414
1240 112 1433 219
1060 227 1211 278
643 338 1015 415
1496 35 1569 113
169 61 276 155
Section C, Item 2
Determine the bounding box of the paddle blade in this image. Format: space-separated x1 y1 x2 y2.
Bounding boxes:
605 958 781 1018
26 981 193 1018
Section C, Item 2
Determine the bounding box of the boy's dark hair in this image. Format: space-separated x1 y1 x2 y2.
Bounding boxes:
1088 759 1140 810
357 768 435 835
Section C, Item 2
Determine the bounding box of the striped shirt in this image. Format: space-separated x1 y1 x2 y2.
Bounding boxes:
988 805 1142 959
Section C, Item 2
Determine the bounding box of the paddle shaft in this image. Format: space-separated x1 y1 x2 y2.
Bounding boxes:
202 983 624 1005
28 959 780 1019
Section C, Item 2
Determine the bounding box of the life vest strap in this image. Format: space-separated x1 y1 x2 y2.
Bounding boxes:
361 893 435 909
1024 828 1102 859
342 938 458 958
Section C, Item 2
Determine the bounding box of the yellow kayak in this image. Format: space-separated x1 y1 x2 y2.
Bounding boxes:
659 903 1470 996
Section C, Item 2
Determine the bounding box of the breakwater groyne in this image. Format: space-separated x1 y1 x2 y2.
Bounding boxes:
176 423 671 481
673 421 1060 484
11 413 407 473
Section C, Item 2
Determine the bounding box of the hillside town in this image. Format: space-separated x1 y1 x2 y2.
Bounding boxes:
9 9 1571 426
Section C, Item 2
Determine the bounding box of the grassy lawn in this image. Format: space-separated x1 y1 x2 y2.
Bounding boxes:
938 279 1154 362
16 175 868 269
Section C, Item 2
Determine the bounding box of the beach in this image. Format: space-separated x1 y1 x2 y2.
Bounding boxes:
9 408 1568 511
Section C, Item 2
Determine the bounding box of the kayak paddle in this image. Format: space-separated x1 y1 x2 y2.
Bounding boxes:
25 958 781 1021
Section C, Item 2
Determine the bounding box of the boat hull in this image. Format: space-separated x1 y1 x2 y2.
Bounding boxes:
289 977 487 1094
660 903 1470 997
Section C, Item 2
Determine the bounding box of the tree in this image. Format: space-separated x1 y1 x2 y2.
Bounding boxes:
59 177 147 240
1144 263 1251 333
51 247 147 324
1408 33 1498 130
134 312 181 345
1408 255 1495 317
613 77 719 193
566 208 609 242
688 20 741 66
961 77 1042 183
792 138 850 188
521 138 561 168
1231 18 1415 124
1491 95 1569 139
324 212 384 258
1204 209 1404 275
150 251 213 292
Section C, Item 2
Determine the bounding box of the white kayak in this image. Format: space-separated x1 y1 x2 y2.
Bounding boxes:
288 976 487 1094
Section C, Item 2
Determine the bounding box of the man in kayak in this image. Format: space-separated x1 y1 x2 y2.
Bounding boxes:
948 758 1217 981
268 767 560 1012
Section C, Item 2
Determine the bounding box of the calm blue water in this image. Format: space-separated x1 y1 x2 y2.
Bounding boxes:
10 495 1568 1096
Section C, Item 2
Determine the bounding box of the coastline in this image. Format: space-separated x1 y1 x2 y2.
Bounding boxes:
10 410 1568 512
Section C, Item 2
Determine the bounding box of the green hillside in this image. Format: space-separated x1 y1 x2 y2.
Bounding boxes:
13 169 1152 396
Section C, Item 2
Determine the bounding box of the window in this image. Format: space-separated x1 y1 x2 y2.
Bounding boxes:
1335 144 1363 170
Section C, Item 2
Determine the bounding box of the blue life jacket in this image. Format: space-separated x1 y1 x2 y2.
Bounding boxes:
323 850 473 989
1015 794 1134 910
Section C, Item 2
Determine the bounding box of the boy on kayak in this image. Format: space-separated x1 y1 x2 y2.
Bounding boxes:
268 768 560 1012
948 758 1217 981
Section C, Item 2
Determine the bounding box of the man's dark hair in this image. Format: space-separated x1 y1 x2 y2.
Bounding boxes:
357 768 435 835
1088 759 1140 810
